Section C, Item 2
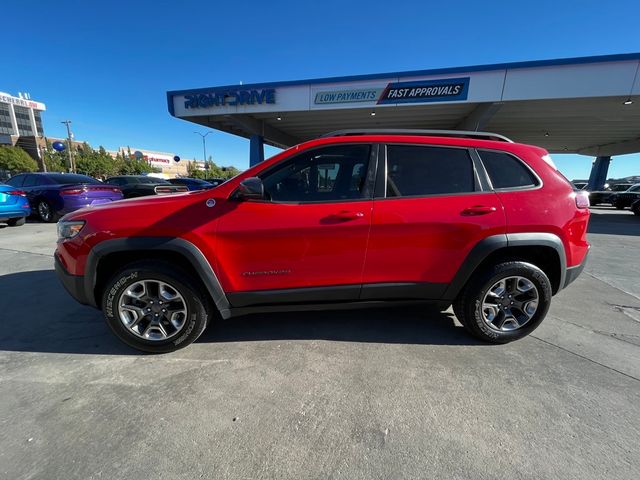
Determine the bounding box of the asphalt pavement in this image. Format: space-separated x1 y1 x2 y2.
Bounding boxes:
0 208 639 480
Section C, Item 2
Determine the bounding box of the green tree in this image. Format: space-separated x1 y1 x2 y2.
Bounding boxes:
0 146 38 174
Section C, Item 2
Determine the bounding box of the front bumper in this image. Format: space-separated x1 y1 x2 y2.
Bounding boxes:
562 249 589 289
55 254 92 306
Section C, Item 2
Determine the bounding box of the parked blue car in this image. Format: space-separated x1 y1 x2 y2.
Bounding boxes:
0 184 31 226
4 173 123 223
167 177 219 191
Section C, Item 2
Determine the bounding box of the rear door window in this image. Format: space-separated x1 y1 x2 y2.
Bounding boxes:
385 145 476 197
478 150 539 189
22 175 40 187
5 175 25 187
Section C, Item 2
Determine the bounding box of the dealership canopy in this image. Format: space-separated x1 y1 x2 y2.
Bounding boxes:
167 53 640 177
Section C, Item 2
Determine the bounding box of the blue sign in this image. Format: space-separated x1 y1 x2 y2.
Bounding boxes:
184 89 275 109
52 141 65 152
377 77 470 104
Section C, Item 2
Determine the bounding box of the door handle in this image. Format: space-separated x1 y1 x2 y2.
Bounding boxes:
332 211 365 220
461 205 497 216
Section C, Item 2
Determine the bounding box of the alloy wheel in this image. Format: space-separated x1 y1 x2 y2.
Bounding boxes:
38 201 51 222
117 279 188 341
481 276 539 332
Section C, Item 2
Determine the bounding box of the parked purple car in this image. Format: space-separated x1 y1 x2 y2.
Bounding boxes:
4 173 123 222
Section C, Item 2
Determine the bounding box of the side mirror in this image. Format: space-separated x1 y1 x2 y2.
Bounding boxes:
236 177 264 200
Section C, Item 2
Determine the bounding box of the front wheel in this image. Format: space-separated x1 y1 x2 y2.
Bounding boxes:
101 261 211 353
454 261 552 343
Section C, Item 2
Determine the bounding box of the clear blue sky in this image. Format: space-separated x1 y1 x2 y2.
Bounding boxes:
4 0 640 180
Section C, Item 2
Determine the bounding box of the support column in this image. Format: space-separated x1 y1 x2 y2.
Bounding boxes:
249 134 264 167
586 156 612 191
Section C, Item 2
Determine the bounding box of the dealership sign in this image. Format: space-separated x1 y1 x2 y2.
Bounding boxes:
0 92 46 111
184 89 275 109
378 77 470 104
314 88 384 104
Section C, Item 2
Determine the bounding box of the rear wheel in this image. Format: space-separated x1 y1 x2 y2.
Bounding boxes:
614 200 625 210
7 217 26 227
101 261 211 353
632 202 640 216
37 200 59 223
454 261 552 343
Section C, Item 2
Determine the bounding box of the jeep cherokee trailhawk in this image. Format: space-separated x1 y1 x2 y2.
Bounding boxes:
55 130 590 352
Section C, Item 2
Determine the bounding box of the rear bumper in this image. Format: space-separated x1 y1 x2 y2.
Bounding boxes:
562 249 589 290
0 209 30 219
55 254 93 306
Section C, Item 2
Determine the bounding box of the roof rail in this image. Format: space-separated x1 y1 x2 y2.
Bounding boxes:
320 129 514 143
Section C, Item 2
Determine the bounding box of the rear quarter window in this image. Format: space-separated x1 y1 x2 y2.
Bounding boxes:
478 150 539 189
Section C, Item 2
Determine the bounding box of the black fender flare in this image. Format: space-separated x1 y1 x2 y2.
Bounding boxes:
85 237 231 318
442 232 566 300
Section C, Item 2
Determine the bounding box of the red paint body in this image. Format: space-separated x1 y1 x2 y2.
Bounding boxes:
56 135 589 295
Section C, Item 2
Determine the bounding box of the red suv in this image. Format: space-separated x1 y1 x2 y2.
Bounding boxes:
55 130 590 352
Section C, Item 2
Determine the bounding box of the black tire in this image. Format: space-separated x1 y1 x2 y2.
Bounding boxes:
101 260 211 353
36 199 59 223
7 217 26 227
614 201 625 210
453 261 552 344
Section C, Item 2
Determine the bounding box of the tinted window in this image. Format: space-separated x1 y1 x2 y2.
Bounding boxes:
106 177 125 186
630 185 640 192
386 145 475 197
47 173 100 185
479 151 538 189
22 175 46 187
5 175 25 187
137 176 170 184
261 144 371 202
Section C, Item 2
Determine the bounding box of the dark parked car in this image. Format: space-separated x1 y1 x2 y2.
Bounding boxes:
206 178 226 187
168 177 216 191
610 183 640 209
589 183 634 205
105 176 189 198
5 173 123 223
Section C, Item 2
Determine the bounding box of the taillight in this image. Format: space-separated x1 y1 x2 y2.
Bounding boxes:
575 191 590 209
6 190 27 196
60 188 85 195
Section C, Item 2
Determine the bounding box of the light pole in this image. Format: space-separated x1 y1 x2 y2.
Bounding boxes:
61 120 75 173
194 131 212 178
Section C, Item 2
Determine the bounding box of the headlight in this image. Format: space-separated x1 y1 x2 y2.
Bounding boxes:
57 221 86 240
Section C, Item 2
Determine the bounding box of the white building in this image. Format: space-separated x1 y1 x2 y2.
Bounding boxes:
0 91 46 161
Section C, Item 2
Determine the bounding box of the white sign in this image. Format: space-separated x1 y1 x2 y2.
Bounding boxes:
0 92 46 111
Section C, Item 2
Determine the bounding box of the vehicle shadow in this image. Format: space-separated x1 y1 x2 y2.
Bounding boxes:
0 270 484 355
588 208 640 236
